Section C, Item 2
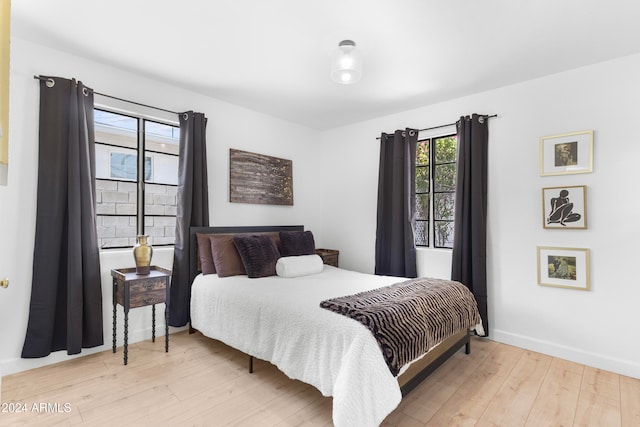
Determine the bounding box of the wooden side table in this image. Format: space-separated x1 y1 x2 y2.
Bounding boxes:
111 266 171 365
315 248 339 267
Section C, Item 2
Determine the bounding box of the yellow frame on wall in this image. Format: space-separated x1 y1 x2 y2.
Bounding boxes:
537 246 590 291
0 0 9 165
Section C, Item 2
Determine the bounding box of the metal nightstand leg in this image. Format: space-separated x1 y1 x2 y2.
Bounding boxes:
152 304 156 343
112 302 116 353
112 278 117 353
124 310 129 365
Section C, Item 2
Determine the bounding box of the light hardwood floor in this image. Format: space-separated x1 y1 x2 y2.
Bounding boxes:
2 331 639 426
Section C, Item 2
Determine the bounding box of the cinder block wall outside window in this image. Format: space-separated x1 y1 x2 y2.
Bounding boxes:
96 180 177 248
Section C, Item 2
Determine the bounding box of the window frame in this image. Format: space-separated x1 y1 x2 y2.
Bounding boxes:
94 107 180 250
414 132 458 249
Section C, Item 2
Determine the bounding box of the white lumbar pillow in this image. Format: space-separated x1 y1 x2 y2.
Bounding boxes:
276 254 324 278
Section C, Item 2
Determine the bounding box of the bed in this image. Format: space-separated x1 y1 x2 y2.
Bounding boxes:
188 225 482 427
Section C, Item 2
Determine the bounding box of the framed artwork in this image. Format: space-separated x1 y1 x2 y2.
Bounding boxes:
0 0 10 166
229 148 293 205
542 185 586 229
539 130 593 176
537 246 590 290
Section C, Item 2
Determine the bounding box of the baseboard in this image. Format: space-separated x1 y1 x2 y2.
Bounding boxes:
491 329 640 380
1 324 187 377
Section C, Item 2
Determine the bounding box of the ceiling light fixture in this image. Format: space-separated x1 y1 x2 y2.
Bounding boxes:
331 40 362 84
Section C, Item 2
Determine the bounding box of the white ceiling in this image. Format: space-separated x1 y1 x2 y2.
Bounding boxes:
11 0 640 130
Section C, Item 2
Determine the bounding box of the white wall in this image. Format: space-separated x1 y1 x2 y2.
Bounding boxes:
319 53 640 379
0 37 323 375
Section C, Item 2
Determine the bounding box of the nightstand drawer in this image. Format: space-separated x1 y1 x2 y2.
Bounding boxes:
321 253 338 266
316 248 339 267
128 287 166 308
115 276 168 308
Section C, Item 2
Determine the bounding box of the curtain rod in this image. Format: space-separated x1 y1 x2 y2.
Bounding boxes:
376 114 498 140
33 75 182 116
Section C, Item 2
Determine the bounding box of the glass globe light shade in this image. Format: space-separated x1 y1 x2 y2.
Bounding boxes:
331 40 362 84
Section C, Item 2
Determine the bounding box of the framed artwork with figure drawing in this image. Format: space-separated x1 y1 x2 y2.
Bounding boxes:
542 185 586 229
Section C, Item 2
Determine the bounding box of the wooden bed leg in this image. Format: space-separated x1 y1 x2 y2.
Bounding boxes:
249 356 254 374
465 331 471 355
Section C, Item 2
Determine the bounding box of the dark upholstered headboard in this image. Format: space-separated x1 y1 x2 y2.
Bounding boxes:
188 225 304 284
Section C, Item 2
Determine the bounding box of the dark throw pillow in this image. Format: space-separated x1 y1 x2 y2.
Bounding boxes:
210 235 246 277
232 235 280 278
279 230 315 256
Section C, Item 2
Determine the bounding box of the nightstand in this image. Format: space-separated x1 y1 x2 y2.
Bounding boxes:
111 266 171 365
315 248 339 267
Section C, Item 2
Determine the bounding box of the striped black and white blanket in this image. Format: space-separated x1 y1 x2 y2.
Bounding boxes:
320 277 481 376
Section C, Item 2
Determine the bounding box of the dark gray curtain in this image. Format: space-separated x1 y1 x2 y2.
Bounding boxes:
375 129 418 278
22 77 103 358
451 114 489 335
169 111 209 327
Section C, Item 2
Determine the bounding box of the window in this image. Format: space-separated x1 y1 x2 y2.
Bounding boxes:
94 109 180 249
110 153 152 181
414 134 457 248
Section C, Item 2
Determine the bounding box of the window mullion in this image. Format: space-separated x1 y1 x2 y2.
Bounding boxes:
429 137 435 248
137 118 145 235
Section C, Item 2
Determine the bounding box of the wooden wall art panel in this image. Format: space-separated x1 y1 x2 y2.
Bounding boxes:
229 149 293 205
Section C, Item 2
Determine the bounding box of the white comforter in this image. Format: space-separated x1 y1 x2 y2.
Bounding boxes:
190 266 426 426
